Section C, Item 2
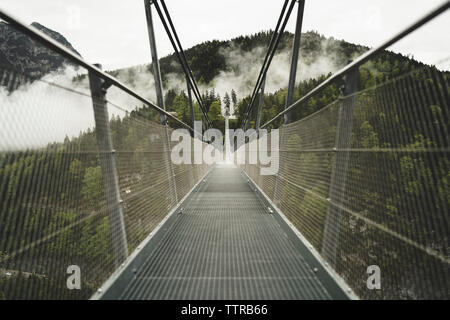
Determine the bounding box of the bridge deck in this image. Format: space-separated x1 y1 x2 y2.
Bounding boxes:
113 165 347 300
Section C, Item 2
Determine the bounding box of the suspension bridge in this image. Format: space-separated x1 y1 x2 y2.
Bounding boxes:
0 0 449 300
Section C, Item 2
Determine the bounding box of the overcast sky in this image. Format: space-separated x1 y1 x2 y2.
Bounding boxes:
1 0 449 70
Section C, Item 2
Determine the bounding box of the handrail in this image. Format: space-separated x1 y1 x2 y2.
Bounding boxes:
260 0 450 129
0 7 196 133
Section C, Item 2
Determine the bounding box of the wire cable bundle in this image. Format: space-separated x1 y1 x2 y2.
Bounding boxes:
151 0 211 128
242 0 297 129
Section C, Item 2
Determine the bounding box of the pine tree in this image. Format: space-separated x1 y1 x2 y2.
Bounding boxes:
208 101 223 122
231 89 237 108
223 92 231 116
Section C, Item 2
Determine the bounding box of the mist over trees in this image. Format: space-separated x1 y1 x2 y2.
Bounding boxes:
0 28 448 299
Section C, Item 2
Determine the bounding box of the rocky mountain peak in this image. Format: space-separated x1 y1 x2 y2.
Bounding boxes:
0 21 81 87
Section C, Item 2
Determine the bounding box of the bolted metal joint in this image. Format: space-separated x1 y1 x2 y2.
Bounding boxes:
102 80 113 91
337 78 346 98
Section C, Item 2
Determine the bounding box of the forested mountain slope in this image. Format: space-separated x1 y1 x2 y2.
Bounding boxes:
1 27 448 299
0 22 81 90
106 30 444 131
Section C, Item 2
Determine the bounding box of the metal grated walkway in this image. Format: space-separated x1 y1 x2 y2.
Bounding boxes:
116 165 347 300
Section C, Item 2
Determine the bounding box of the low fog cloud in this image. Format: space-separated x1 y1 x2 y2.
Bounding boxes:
0 67 94 150
200 36 346 115
1 34 350 150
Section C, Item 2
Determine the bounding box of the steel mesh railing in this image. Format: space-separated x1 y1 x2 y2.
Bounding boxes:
106 96 210 252
239 61 450 299
0 59 211 299
1 0 449 301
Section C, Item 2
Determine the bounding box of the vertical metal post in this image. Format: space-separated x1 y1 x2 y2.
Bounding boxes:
321 68 359 266
185 75 196 186
201 113 206 132
273 1 305 205
284 0 305 124
272 127 286 206
144 0 178 205
88 64 128 267
255 76 266 187
186 75 195 133
145 0 164 120
255 76 266 135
